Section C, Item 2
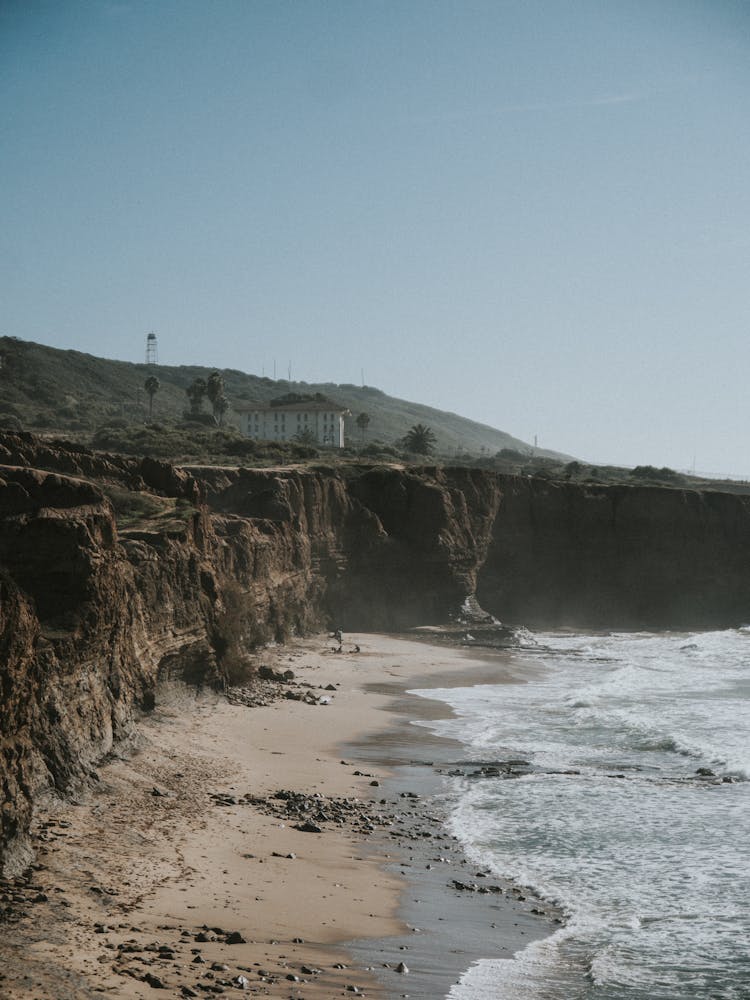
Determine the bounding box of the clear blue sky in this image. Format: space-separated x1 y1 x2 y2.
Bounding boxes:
2 1 749 472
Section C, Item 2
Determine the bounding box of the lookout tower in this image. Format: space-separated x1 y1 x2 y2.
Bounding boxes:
145 332 158 365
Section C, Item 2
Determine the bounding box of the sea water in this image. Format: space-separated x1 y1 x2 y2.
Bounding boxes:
411 630 750 1000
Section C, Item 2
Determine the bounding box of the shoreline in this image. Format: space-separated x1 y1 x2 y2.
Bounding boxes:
0 633 558 999
342 639 561 998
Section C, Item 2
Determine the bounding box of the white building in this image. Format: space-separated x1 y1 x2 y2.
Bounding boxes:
234 400 349 448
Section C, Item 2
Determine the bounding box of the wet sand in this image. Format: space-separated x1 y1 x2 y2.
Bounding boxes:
343 646 558 998
0 633 556 999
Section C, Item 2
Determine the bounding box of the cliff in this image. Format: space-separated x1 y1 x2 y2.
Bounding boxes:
478 477 750 628
2 431 750 871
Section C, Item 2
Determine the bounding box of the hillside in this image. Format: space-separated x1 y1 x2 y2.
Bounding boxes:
0 336 566 460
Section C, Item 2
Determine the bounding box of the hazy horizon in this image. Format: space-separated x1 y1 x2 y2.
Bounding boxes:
2 1 749 475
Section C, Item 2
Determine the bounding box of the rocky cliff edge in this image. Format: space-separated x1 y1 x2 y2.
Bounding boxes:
2 430 750 871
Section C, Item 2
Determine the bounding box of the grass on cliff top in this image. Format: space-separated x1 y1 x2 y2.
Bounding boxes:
90 420 414 469
102 485 196 532
91 421 322 466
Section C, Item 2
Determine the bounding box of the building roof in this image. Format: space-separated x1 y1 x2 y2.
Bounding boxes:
233 401 349 414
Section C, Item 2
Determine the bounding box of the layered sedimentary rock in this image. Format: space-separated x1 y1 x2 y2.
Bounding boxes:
2 430 750 870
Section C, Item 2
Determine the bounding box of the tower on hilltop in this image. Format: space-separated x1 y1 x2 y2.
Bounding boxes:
146 332 158 365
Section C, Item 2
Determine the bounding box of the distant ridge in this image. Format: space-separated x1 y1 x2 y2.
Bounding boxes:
0 336 568 460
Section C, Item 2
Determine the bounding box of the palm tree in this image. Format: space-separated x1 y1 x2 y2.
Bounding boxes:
356 412 371 443
207 371 225 420
403 423 436 455
186 377 207 415
214 394 229 427
144 375 160 417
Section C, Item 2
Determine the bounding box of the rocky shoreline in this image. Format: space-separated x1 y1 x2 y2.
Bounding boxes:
342 656 563 999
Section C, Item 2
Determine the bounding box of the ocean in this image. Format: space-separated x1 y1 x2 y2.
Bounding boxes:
411 629 750 1000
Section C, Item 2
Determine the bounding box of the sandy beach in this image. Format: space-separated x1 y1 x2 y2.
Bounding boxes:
0 633 558 999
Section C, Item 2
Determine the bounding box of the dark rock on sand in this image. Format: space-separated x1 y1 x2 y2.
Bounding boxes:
224 931 246 944
258 665 295 683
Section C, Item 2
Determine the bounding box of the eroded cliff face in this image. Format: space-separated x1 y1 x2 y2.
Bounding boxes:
194 463 504 629
2 431 750 871
0 437 500 871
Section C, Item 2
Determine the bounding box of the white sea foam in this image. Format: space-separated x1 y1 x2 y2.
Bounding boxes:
411 629 750 999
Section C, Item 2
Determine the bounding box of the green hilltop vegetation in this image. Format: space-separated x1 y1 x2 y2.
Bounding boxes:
2 336 747 493
0 335 566 462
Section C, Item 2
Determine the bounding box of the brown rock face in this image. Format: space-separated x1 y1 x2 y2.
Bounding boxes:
2 430 750 870
477 478 750 629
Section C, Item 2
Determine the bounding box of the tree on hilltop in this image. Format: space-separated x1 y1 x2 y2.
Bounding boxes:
356 412 371 443
207 371 225 418
186 377 207 416
214 394 229 427
144 375 160 417
294 427 317 445
403 423 436 455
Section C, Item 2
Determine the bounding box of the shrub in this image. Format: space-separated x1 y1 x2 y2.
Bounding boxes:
180 412 217 427
101 485 164 524
629 465 685 485
496 447 529 461
212 581 259 684
361 442 400 458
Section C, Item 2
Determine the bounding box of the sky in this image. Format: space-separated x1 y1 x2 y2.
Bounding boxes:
2 1 749 473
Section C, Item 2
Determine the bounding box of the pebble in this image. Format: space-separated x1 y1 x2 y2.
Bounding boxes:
143 971 166 989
